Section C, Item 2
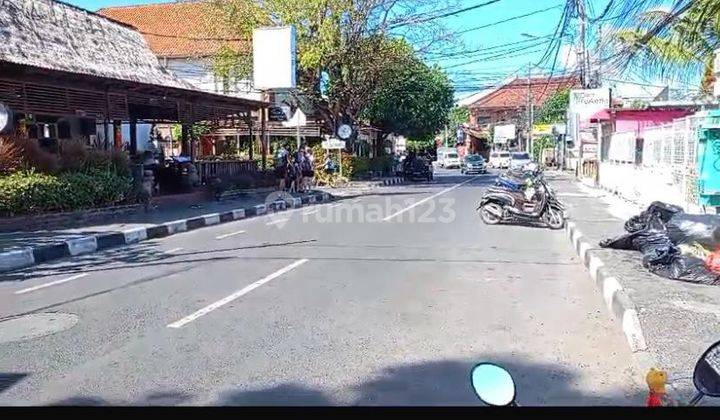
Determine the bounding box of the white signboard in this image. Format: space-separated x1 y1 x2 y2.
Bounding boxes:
322 139 346 149
493 124 516 144
253 26 297 90
569 88 610 120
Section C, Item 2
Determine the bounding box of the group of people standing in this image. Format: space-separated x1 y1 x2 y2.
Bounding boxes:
275 145 315 193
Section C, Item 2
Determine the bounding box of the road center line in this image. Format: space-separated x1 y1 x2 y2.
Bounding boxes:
266 218 289 226
15 273 89 295
167 258 309 328
382 176 479 221
215 230 247 240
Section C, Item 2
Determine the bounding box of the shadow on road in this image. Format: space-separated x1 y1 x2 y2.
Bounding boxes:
0 373 28 394
41 355 644 406
1 239 318 283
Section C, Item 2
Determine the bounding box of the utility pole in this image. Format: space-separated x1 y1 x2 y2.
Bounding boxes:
526 62 533 154
594 25 602 88
577 0 588 88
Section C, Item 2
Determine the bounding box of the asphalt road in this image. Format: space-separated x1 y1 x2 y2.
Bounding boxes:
0 168 644 406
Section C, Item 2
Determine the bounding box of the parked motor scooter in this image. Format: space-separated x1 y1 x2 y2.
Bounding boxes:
477 173 565 229
470 340 720 406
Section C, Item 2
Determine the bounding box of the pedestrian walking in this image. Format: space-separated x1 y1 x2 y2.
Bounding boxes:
275 149 289 191
294 147 306 193
304 147 315 191
287 154 299 193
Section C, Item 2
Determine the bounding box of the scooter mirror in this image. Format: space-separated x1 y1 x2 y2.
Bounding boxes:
471 363 516 406
694 340 720 397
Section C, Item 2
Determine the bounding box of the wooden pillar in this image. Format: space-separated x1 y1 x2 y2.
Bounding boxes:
129 118 138 155
181 124 190 156
247 116 254 162
113 120 122 150
103 119 110 150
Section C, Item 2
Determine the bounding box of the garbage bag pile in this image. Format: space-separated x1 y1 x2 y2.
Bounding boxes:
600 201 720 285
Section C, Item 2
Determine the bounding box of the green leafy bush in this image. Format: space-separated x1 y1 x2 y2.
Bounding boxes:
0 170 133 217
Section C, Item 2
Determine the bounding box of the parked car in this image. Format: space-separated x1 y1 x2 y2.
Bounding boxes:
488 151 511 169
439 151 461 168
404 157 434 181
461 154 487 174
509 152 532 170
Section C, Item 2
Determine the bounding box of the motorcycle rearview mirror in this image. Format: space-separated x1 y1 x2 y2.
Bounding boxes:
691 340 720 405
471 363 516 406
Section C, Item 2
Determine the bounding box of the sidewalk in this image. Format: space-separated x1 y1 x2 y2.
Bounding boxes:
548 172 720 402
0 176 406 273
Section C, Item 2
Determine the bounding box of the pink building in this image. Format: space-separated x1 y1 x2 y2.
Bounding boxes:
590 107 696 138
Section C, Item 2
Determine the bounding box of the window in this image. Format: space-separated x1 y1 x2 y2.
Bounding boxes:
512 153 530 160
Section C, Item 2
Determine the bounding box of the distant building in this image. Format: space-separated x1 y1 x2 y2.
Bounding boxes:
462 75 579 150
99 2 262 101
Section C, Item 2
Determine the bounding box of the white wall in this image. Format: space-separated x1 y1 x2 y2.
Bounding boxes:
121 123 152 152
165 58 263 101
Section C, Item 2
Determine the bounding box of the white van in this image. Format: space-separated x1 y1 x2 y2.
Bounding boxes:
488 151 511 169
437 148 461 168
509 152 532 169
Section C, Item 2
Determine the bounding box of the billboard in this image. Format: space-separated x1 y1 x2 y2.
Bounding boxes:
569 88 610 120
493 124 515 144
253 26 297 90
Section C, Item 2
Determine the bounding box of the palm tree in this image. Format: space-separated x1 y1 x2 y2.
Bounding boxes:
610 0 720 95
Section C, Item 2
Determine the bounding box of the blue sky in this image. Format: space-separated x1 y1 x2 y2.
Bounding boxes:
72 0 571 89
71 0 689 97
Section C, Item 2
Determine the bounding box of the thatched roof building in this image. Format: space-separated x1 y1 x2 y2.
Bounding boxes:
0 0 266 126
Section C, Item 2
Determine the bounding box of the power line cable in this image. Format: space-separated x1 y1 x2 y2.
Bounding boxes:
389 0 502 29
454 4 564 35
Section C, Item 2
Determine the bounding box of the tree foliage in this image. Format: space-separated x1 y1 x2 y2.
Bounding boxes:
534 89 569 124
449 106 469 129
209 0 458 131
362 53 454 141
612 0 720 91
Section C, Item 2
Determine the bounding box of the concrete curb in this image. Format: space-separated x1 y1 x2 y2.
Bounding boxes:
565 221 649 353
0 191 333 273
381 177 405 186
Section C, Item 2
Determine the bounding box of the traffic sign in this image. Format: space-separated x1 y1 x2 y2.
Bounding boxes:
322 138 346 149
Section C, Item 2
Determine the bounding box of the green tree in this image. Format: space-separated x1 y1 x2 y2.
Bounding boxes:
534 89 569 125
209 0 457 131
532 135 555 162
449 106 469 129
363 55 454 153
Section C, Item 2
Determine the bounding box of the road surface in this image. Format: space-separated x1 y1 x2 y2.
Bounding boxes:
0 168 643 405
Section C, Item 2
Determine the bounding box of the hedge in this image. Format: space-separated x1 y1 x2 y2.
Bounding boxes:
0 170 133 217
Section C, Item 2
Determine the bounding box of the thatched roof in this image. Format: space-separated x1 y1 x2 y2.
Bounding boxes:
0 0 196 89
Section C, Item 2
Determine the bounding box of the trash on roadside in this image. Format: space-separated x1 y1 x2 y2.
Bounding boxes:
600 202 720 285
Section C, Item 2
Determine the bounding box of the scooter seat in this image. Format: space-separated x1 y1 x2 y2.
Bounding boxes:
496 177 524 191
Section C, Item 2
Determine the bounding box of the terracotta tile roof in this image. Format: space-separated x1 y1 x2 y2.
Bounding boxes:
470 76 580 110
98 1 247 58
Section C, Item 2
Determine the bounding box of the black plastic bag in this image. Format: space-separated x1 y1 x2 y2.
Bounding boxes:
649 255 720 285
624 201 684 233
665 213 720 249
600 213 669 251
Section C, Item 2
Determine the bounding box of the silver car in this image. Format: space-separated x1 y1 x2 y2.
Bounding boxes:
461 154 487 174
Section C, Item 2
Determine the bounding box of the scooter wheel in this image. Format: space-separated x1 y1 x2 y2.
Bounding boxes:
544 207 565 230
479 203 503 225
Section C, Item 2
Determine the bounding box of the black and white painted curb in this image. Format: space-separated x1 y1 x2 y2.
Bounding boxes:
565 221 648 353
381 177 405 186
0 192 332 273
